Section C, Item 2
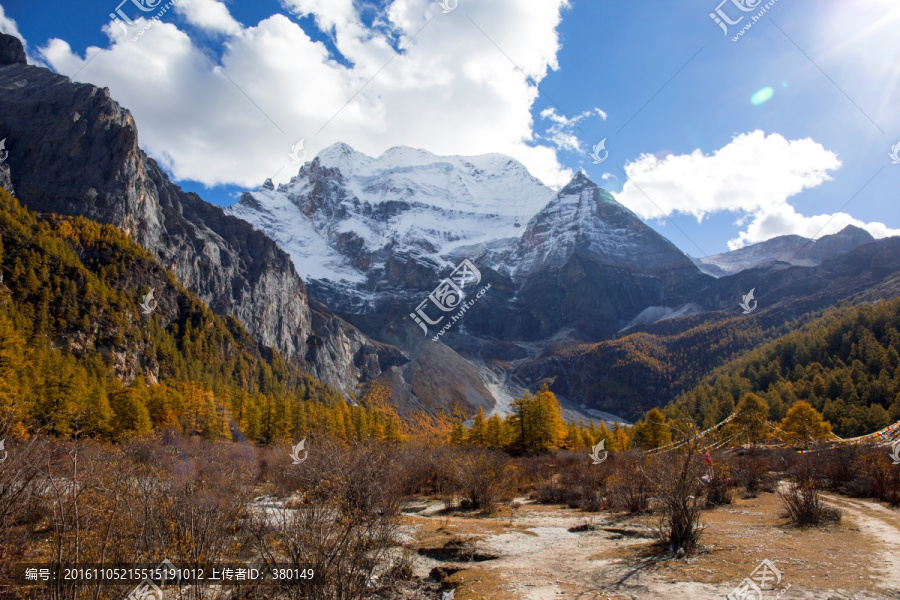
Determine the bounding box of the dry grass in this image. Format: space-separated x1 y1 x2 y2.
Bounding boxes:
442 567 520 600
592 491 884 593
401 490 897 599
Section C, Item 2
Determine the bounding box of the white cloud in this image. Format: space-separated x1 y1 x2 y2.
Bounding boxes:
175 0 242 36
36 0 574 189
613 130 900 250
0 3 20 40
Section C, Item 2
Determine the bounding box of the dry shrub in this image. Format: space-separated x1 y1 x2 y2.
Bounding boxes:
526 451 607 510
455 449 516 513
251 441 403 600
515 454 556 494
779 482 842 526
607 451 650 514
735 449 787 496
133 435 256 571
557 451 613 512
5 435 262 600
647 448 705 555
817 446 859 491
704 461 733 507
18 439 152 600
394 442 455 497
0 432 46 593
854 448 900 506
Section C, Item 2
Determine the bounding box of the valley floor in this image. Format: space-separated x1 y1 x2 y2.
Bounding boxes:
400 490 900 600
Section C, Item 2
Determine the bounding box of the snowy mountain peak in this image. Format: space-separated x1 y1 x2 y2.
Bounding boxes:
226 143 557 308
494 171 695 277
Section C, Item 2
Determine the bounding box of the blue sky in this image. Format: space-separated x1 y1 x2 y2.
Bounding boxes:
2 0 899 257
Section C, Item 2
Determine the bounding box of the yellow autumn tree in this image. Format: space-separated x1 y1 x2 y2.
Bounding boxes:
729 393 770 444
779 400 832 449
508 385 565 454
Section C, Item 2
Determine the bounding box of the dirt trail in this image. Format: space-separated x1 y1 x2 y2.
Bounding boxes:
403 493 900 600
823 494 900 592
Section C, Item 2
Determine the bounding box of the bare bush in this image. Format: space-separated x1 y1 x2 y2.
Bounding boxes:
646 440 706 555
453 449 516 513
816 447 858 491
704 461 733 507
526 451 608 510
0 432 46 595
561 454 613 513
607 451 650 514
732 451 766 496
779 483 842 526
855 448 900 506
395 442 453 497
251 441 403 600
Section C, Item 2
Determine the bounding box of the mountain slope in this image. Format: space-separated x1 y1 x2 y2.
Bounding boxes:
0 33 402 396
477 172 710 341
692 226 875 277
668 294 900 437
0 187 359 440
517 237 900 419
226 146 721 416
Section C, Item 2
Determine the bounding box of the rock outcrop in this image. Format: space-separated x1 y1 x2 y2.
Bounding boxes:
0 33 403 395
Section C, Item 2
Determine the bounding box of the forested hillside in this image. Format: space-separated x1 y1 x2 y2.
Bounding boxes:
0 189 404 442
667 298 900 437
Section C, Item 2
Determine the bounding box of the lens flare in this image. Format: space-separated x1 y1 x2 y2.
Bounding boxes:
750 86 775 105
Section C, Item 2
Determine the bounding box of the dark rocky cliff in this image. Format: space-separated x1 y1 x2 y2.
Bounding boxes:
0 33 404 394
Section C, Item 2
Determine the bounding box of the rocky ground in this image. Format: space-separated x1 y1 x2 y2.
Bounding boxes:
397 489 900 600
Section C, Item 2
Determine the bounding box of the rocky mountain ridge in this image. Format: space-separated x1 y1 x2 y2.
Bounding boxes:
0 33 403 396
692 226 875 277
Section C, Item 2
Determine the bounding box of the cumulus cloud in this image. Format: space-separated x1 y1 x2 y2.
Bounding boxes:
175 0 242 36
613 130 900 250
36 0 574 189
0 3 20 39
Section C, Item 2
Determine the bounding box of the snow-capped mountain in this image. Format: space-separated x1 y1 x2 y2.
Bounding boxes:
227 143 554 312
228 145 710 345
692 226 875 277
493 172 697 278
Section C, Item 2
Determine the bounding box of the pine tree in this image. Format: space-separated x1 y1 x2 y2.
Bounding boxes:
730 393 770 444
469 406 487 447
